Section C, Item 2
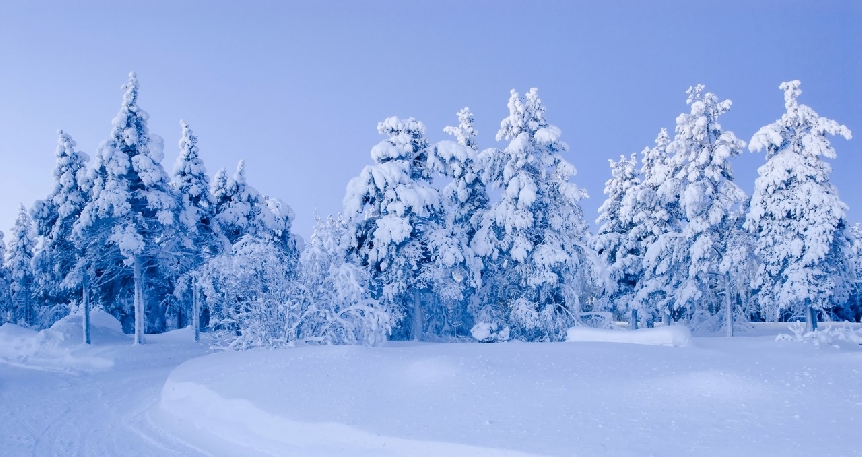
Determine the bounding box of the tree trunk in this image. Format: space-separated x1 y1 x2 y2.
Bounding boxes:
83 271 90 345
193 277 200 343
662 309 670 326
725 273 733 338
630 309 638 330
806 305 818 332
412 289 422 342
133 255 145 345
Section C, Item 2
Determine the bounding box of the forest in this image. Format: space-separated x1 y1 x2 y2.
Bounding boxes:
0 72 857 348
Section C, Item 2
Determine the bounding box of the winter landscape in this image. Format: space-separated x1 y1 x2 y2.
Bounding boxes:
2 2 861 457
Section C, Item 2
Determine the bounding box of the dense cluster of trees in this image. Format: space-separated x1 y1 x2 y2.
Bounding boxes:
0 74 857 347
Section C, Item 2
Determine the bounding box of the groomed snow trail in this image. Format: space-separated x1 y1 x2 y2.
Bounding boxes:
0 330 210 457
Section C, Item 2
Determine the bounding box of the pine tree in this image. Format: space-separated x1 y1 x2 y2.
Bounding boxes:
631 129 678 324
745 80 853 331
473 88 596 341
343 116 441 340
169 120 218 330
73 72 176 343
0 231 12 325
5 205 36 326
594 153 641 323
420 107 489 337
31 130 91 326
667 85 747 331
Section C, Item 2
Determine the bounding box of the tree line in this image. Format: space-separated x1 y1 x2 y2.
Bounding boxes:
0 73 857 346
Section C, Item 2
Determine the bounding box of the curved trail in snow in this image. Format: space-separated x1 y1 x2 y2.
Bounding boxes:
0 335 210 457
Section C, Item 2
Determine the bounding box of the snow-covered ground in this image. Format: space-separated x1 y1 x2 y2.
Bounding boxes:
3 317 862 456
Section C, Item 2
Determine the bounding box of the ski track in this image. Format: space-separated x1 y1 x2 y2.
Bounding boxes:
0 339 209 457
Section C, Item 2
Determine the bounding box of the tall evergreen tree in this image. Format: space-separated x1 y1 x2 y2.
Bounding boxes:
745 80 852 330
31 130 91 326
631 129 678 324
73 72 176 343
0 231 13 324
421 107 489 337
343 116 441 340
666 85 747 330
595 153 641 323
169 120 218 329
5 205 36 326
473 88 597 341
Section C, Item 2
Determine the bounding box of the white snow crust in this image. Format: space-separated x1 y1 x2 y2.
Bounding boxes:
566 325 692 347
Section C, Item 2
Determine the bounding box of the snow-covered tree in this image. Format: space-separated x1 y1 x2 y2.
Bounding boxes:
666 85 747 331
31 130 91 327
211 160 296 254
199 234 295 349
295 215 394 345
0 231 12 325
745 80 853 330
631 129 678 324
4 205 37 326
73 72 176 343
472 88 597 341
343 116 441 340
594 153 641 323
168 120 218 330
420 107 489 338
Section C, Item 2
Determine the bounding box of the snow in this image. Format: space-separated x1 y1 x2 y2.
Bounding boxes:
566 325 692 347
2 326 862 456
0 310 124 372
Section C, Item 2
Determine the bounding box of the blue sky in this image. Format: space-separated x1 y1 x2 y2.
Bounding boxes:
1 1 860 240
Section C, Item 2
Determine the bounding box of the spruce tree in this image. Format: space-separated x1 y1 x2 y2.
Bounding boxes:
31 130 91 326
5 205 36 326
595 154 641 323
343 116 441 340
473 89 596 341
73 72 176 343
745 80 852 330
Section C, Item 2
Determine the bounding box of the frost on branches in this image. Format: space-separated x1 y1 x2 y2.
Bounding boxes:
422 107 489 338
745 80 853 330
343 117 441 340
473 89 598 342
4 205 36 326
31 130 91 327
595 153 641 323
72 72 176 344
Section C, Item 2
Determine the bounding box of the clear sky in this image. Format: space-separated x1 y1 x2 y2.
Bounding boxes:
1 1 860 240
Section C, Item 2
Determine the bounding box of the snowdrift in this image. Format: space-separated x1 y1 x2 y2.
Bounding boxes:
0 310 126 372
566 325 692 347
157 336 862 456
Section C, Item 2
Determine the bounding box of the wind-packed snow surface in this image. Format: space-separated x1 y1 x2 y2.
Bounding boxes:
2 323 861 456
160 332 861 457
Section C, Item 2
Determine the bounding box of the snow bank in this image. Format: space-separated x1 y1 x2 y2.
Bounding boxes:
566 325 692 347
156 335 862 457
161 378 540 457
0 310 126 372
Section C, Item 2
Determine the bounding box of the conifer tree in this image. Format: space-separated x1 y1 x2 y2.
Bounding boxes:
745 80 852 330
667 85 747 330
0 231 13 325
31 130 90 326
595 153 641 323
5 205 36 326
343 117 441 340
169 120 218 329
473 89 596 341
73 72 176 343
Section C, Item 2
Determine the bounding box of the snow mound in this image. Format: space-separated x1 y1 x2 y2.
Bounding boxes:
161 378 540 457
566 325 692 347
0 310 126 372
